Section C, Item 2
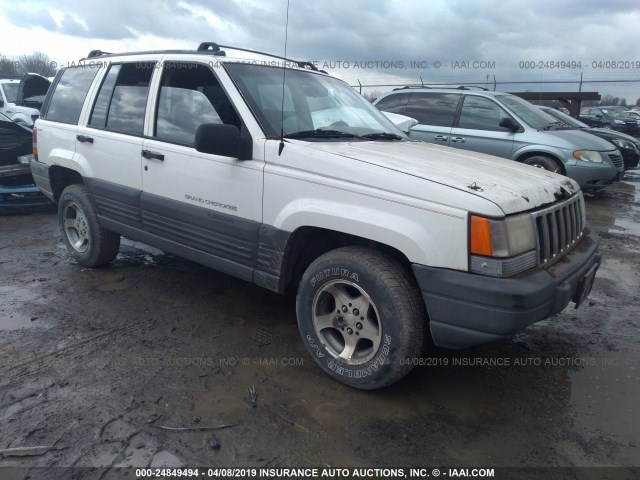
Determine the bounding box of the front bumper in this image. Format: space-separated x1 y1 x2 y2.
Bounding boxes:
565 161 623 189
412 229 601 349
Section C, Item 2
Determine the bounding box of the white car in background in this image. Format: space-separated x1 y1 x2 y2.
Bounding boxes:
0 74 51 126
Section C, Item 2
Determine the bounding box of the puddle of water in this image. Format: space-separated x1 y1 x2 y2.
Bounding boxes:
612 216 640 236
0 284 48 330
118 239 167 266
569 356 640 465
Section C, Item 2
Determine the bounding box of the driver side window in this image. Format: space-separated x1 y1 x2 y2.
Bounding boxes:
155 63 240 146
458 96 511 131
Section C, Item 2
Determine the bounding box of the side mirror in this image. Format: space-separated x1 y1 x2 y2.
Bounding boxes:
499 117 520 132
195 123 252 160
594 114 603 118
0 99 4 108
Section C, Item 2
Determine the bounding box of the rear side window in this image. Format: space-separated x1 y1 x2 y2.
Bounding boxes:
374 92 411 115
43 67 98 124
89 63 154 135
154 62 240 146
457 95 511 131
405 92 460 127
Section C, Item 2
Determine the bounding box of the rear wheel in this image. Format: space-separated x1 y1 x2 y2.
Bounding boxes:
58 184 120 266
523 155 562 173
296 246 426 389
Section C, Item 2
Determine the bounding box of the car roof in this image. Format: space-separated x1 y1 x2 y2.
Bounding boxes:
78 42 321 73
376 87 508 102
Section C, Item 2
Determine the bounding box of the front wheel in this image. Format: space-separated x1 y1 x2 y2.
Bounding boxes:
58 184 120 267
523 155 562 173
296 246 426 389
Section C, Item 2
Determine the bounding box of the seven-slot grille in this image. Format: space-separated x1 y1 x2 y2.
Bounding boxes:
531 193 585 267
608 152 623 169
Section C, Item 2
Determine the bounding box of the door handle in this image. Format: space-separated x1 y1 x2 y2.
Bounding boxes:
141 149 164 161
434 135 448 142
76 135 94 143
451 137 466 143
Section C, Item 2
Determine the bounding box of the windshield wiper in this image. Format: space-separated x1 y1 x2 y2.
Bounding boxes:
284 129 360 139
361 132 403 141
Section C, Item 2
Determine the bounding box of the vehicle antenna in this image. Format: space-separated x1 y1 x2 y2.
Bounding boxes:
278 0 290 156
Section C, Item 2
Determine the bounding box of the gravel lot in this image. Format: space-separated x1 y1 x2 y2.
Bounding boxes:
0 173 639 479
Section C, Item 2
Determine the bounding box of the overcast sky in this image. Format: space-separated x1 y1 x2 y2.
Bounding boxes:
1 0 639 100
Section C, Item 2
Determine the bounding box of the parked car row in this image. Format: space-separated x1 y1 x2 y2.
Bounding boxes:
578 107 640 135
373 87 624 191
541 106 639 170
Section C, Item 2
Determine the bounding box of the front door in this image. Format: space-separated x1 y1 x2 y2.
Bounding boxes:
140 60 264 272
448 95 515 159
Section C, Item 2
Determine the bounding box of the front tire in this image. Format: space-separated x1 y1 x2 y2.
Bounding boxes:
58 184 120 267
523 155 562 173
296 246 426 389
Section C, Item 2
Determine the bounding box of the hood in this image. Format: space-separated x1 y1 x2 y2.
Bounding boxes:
16 73 51 108
381 111 419 133
542 128 617 151
588 128 640 145
303 141 579 215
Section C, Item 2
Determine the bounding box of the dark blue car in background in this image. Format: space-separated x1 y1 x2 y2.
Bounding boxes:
579 107 640 136
0 111 53 214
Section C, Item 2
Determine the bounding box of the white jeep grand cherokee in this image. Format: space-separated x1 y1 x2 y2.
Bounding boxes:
30 43 601 389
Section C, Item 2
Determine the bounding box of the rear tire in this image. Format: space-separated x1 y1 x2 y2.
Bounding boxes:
296 246 426 389
523 155 562 173
58 184 120 267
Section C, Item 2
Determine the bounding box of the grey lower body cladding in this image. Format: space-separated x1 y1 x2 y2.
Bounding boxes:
30 165 290 292
413 229 601 349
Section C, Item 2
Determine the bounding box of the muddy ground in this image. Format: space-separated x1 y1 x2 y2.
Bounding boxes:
0 173 639 478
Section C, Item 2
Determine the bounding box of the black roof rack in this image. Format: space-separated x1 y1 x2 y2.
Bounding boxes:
211 43 318 71
392 85 431 91
81 42 319 71
456 85 488 91
87 50 112 58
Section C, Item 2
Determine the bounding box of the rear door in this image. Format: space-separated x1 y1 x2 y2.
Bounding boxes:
405 92 459 146
76 61 157 228
448 95 515 158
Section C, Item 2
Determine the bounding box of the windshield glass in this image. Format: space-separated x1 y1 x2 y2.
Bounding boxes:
497 94 559 129
604 109 625 118
542 108 589 128
1 83 19 103
224 63 407 139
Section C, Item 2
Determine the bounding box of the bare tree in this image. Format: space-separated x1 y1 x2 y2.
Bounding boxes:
0 54 20 77
362 89 383 103
18 51 57 77
598 94 627 106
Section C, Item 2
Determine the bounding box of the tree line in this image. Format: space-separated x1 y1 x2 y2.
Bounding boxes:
0 52 57 78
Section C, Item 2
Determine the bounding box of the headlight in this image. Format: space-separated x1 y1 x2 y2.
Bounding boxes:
573 150 603 163
469 214 537 277
612 138 635 150
613 119 625 124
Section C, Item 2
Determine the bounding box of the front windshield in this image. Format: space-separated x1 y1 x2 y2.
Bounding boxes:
542 108 589 128
497 94 559 129
224 63 407 139
1 83 19 103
